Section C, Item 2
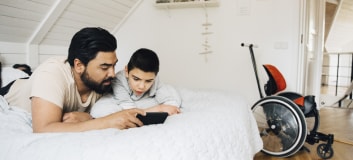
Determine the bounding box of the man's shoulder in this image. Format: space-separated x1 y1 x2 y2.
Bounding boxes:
37 56 69 71
33 56 72 81
42 56 67 65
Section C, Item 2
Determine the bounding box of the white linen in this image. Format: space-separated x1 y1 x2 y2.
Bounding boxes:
0 88 263 160
1 67 29 87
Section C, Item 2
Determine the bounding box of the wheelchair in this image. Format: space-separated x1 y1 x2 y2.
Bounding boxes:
241 43 334 159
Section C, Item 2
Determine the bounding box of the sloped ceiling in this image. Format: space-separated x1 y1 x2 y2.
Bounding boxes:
0 0 139 46
325 0 353 53
1 0 352 52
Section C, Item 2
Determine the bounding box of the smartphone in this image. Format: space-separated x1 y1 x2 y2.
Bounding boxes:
136 112 169 125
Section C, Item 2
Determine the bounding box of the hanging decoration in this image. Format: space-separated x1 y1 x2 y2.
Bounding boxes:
200 6 213 62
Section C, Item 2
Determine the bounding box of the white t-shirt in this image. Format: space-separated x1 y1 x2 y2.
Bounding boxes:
4 57 101 113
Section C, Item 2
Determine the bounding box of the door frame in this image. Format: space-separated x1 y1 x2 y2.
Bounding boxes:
298 0 326 107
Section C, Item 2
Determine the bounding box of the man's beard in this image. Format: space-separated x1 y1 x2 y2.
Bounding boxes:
81 69 113 94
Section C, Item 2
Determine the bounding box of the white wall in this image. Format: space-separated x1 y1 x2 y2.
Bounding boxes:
0 42 27 67
37 44 67 64
115 0 301 104
0 42 67 69
0 0 302 105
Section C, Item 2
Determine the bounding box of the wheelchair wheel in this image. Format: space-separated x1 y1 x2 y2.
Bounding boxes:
277 92 319 133
317 143 334 159
252 96 307 157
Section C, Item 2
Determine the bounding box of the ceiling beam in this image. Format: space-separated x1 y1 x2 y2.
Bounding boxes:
27 0 72 45
112 0 143 33
26 0 72 68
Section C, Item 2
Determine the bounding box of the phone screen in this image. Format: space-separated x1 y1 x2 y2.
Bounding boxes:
136 112 168 125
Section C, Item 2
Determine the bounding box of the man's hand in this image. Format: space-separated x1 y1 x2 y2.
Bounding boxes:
63 112 93 123
102 108 145 129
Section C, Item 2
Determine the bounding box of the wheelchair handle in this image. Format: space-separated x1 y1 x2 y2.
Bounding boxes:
241 43 258 48
241 43 263 98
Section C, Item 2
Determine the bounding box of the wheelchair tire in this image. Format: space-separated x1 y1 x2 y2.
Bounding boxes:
252 96 307 157
277 91 320 133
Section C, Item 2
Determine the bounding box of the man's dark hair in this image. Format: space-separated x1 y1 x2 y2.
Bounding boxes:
127 48 159 74
67 27 117 66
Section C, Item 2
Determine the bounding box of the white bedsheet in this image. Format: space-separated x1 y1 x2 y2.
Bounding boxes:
0 88 262 160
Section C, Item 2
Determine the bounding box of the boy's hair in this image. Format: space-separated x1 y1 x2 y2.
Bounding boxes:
67 27 117 66
127 48 159 74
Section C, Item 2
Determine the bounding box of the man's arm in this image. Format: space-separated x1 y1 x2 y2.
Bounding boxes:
63 111 93 123
31 97 145 133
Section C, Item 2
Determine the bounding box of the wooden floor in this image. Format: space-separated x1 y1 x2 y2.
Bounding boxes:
253 107 353 160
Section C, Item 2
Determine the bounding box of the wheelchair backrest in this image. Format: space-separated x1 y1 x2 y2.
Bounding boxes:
263 64 287 96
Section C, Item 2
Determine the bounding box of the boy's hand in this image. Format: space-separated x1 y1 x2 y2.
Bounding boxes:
146 105 181 115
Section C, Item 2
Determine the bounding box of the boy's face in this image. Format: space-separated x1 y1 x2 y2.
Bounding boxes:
125 67 156 96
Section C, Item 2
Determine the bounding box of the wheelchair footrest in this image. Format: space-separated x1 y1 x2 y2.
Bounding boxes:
306 131 334 145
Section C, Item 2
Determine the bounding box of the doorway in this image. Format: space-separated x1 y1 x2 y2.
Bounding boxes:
318 0 353 107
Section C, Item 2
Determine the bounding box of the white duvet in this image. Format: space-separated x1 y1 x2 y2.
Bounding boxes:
0 88 262 160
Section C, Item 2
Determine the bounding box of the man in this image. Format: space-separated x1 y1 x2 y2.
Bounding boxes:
4 27 145 133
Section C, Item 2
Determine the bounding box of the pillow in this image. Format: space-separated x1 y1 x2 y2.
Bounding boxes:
1 67 29 87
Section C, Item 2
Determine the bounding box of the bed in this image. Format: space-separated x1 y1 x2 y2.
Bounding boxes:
0 88 263 160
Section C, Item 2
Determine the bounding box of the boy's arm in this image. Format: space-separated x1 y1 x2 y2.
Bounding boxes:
144 83 181 115
112 72 136 109
144 104 181 115
155 83 182 108
90 93 122 118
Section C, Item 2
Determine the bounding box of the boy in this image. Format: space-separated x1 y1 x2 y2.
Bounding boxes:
91 48 181 117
